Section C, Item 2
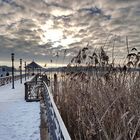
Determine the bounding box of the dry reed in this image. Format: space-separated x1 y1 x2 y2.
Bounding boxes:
52 46 140 140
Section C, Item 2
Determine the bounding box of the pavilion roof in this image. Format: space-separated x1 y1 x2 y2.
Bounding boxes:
26 61 42 69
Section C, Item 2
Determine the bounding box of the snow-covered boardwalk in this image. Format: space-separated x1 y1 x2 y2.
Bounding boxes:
0 80 40 140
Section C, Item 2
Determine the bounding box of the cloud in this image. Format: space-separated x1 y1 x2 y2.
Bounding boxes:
0 0 140 67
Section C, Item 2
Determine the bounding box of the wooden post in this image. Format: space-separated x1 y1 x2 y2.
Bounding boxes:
54 73 58 102
40 99 49 140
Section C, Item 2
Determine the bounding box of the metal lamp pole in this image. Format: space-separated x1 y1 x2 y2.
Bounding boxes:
20 59 22 84
28 68 29 79
11 53 15 89
25 61 26 81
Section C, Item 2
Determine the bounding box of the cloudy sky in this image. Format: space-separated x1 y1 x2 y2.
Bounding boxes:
0 0 140 68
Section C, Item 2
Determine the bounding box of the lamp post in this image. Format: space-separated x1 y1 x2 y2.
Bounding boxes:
25 61 26 81
11 53 15 89
20 59 22 84
28 68 29 79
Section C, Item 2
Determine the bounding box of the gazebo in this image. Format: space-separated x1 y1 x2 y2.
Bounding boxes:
26 61 42 75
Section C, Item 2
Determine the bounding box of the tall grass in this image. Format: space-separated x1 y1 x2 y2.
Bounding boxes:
53 46 140 140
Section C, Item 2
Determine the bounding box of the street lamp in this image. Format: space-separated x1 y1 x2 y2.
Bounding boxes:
28 67 30 79
25 61 26 81
11 53 14 89
20 59 22 84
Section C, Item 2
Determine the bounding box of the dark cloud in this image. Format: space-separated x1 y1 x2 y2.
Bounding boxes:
79 7 102 15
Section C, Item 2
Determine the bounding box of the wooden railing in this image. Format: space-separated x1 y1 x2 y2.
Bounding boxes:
42 81 71 140
24 74 71 140
0 74 26 87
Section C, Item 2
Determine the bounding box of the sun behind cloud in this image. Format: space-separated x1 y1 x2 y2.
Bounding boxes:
39 20 63 44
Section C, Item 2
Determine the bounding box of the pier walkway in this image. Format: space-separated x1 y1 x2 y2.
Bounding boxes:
0 79 40 140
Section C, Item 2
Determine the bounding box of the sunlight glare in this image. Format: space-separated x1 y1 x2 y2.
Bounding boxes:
40 20 63 44
39 20 80 47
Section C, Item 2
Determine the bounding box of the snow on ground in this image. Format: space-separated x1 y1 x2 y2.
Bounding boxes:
0 79 40 140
